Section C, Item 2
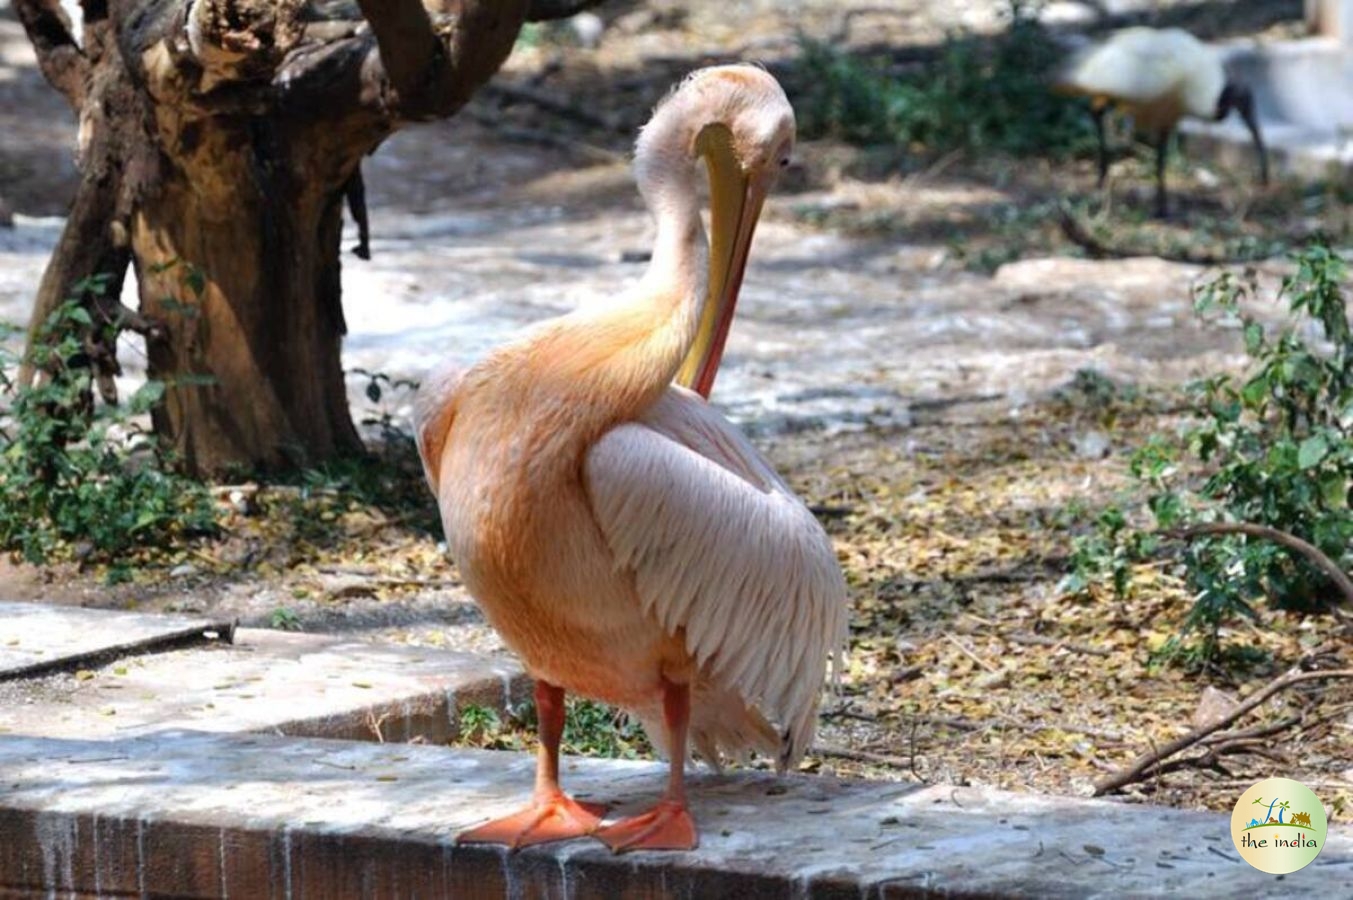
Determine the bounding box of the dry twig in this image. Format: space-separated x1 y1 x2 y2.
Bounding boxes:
813 744 917 771
916 713 1125 743
943 633 999 673
1057 206 1278 266
1094 668 1353 796
466 107 624 163
481 81 625 132
998 632 1112 657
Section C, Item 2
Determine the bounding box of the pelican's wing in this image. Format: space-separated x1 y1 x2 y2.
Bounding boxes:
412 359 465 492
583 386 848 768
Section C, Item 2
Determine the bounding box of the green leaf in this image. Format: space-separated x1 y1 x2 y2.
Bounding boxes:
1298 434 1330 470
1315 470 1347 506
128 381 167 413
1243 321 1264 354
168 373 218 388
185 268 207 298
1240 375 1269 409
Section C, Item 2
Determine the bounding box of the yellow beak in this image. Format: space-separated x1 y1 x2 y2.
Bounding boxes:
675 127 770 398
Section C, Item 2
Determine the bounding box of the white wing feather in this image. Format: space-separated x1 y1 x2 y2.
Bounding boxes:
1058 27 1223 118
584 386 848 767
412 359 465 492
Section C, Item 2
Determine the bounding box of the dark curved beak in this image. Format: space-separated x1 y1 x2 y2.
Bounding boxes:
1237 91 1269 186
1221 82 1269 187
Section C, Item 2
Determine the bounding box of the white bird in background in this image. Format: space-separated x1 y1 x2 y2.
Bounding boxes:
414 66 848 853
1055 27 1269 217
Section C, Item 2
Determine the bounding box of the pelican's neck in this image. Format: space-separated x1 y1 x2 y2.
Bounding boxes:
491 105 711 444
630 103 711 372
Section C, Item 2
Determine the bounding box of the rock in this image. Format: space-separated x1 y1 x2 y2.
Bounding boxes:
1072 430 1111 460
1039 2 1097 26
1192 685 1239 729
568 11 604 49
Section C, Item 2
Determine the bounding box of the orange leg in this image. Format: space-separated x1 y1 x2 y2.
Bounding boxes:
456 681 607 849
594 680 699 853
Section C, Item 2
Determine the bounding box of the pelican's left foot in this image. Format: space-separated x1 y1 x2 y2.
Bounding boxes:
456 793 607 849
594 799 698 853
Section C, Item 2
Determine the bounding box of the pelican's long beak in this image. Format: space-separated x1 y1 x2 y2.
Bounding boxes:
676 128 771 399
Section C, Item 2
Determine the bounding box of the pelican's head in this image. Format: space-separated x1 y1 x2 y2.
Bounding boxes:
641 65 795 397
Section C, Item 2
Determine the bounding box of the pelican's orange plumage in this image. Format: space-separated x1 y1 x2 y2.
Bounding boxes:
414 65 848 853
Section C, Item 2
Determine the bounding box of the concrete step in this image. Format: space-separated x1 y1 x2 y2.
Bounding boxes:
0 601 528 745
0 601 231 680
1 730 1348 897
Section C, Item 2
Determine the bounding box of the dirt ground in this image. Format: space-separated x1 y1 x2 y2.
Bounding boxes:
1 0 1349 819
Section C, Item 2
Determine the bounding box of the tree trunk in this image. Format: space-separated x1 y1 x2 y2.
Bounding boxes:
15 0 595 477
129 116 365 472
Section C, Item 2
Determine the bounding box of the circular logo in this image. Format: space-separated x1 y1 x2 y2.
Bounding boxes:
1231 777 1327 874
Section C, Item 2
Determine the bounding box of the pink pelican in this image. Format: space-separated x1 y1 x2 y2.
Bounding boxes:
415 65 847 853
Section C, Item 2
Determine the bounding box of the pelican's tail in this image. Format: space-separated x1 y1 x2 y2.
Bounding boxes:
637 682 780 773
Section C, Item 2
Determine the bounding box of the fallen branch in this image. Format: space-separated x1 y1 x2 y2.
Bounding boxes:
917 713 1125 743
1094 668 1353 796
1200 713 1301 746
481 81 625 133
466 108 624 164
1166 522 1353 606
808 503 856 519
325 577 461 599
812 744 915 770
1188 778 1353 792
1057 206 1279 267
999 632 1112 657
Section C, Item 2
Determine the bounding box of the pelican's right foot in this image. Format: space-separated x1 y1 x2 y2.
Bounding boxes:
456 792 608 849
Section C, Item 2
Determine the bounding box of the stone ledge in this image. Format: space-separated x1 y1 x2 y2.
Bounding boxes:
0 601 232 681
2 731 1348 897
0 628 527 746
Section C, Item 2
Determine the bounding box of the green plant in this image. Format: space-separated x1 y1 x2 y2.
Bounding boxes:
252 366 437 547
794 1 1094 158
1062 504 1157 600
559 697 653 758
458 703 509 745
455 698 654 759
350 366 420 447
1062 243 1353 665
0 286 217 568
269 606 303 631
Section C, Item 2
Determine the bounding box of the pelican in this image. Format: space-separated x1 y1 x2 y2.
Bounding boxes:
1055 27 1269 217
414 66 848 853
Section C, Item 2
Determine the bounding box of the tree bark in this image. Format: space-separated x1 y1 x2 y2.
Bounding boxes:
129 117 363 473
15 0 151 400
15 0 591 476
